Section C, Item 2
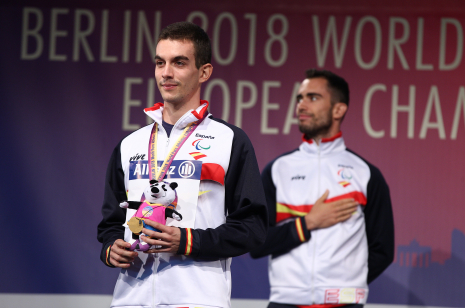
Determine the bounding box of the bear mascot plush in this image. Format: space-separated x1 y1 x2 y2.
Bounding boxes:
119 179 182 251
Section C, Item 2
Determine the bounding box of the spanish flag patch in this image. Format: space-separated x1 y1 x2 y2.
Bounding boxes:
189 152 207 160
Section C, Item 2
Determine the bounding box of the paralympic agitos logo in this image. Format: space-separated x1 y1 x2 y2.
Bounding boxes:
192 139 211 150
337 167 352 188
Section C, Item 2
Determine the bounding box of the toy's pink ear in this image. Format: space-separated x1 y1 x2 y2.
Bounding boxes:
170 182 178 190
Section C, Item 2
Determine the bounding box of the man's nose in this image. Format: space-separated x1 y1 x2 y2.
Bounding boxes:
296 101 307 113
162 64 173 79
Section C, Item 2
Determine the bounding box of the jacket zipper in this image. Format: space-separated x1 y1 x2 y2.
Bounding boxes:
153 124 169 307
153 124 170 307
310 142 321 304
165 137 170 151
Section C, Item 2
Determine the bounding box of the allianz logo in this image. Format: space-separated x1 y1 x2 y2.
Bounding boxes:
131 161 196 179
133 163 176 176
178 161 196 178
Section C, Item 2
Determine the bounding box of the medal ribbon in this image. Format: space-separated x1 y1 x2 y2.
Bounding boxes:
148 116 206 182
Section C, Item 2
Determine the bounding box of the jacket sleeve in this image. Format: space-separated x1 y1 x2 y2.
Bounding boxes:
97 141 127 267
250 159 311 259
364 164 395 283
176 126 268 259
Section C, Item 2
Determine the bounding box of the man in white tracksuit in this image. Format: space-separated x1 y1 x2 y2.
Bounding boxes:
251 69 394 308
98 21 268 308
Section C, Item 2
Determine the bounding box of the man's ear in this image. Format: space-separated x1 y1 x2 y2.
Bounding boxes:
333 102 348 121
199 63 213 84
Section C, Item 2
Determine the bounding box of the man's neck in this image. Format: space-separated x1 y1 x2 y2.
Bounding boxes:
162 99 201 125
308 128 341 145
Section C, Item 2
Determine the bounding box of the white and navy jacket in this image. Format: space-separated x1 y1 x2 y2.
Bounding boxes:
250 132 394 306
97 101 268 308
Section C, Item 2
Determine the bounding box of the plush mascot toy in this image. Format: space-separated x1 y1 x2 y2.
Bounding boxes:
119 179 182 251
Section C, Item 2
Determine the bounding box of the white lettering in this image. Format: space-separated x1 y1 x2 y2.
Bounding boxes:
134 164 141 175
451 87 465 139
21 7 43 60
416 18 433 70
439 18 463 70
203 79 230 121
312 15 352 68
122 10 131 63
261 81 280 134
146 78 155 125
234 80 258 127
264 14 288 67
244 13 257 66
419 86 446 139
136 11 161 63
100 10 118 62
354 16 382 70
390 85 415 138
72 9 95 61
49 8 68 61
122 77 143 131
388 17 410 70
213 12 238 65
363 84 386 138
141 163 147 175
186 11 209 31
282 82 301 134
235 80 258 128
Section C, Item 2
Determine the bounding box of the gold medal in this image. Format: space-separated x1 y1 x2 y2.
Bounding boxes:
127 217 144 234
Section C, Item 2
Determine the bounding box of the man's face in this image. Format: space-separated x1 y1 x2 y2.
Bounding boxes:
296 77 334 140
155 39 200 105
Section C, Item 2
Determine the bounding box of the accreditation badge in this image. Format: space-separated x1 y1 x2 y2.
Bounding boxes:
127 159 201 228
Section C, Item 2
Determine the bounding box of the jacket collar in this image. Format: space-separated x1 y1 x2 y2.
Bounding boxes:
144 100 209 129
299 131 346 156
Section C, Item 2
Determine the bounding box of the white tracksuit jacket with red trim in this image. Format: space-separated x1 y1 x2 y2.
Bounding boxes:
97 101 267 308
250 133 394 306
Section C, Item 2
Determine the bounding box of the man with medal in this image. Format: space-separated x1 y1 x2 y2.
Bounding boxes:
97 21 268 308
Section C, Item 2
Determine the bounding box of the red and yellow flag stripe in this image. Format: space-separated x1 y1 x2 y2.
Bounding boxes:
189 152 207 160
276 191 367 223
295 218 306 242
105 245 112 266
185 228 193 256
276 202 312 223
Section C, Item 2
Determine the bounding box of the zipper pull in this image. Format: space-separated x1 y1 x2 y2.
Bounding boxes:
166 138 170 147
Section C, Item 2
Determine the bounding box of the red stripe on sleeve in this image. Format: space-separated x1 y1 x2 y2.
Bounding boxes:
200 163 225 185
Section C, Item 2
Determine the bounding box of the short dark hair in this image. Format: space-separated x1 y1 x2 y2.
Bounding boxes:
158 21 211 69
305 69 349 106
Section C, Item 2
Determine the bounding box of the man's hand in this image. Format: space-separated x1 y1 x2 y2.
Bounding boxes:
141 220 181 254
305 190 359 230
110 239 138 268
